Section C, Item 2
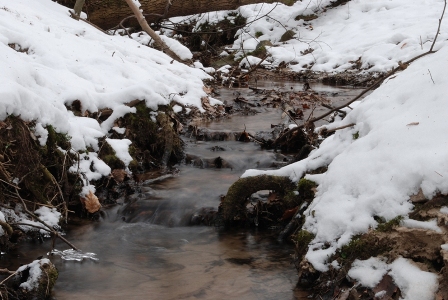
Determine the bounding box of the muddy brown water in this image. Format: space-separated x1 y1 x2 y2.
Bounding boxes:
1 81 368 299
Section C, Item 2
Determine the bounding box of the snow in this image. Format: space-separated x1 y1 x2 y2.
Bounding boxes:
348 257 389 288
349 257 438 300
0 0 210 192
106 138 134 167
401 218 442 233
34 207 61 229
389 257 438 300
1 0 447 297
242 43 448 272
173 0 448 73
18 258 51 291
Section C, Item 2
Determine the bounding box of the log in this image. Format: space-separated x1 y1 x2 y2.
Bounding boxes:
56 0 296 29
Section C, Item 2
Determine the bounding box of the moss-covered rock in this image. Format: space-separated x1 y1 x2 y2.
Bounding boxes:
221 174 296 223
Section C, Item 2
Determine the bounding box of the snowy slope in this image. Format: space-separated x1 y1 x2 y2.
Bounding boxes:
172 0 448 73
0 0 212 191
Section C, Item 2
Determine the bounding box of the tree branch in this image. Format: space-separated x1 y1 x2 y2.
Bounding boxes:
124 0 184 62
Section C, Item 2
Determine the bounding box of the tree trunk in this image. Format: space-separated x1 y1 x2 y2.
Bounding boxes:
57 0 296 29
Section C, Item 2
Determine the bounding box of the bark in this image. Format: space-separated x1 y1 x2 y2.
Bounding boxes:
57 0 296 29
124 0 184 62
72 0 86 19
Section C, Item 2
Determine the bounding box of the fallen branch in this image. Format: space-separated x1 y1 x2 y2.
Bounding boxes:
124 0 184 63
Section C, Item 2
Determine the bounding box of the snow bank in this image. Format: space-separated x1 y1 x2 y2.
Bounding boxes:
242 40 448 270
0 0 210 183
174 0 448 73
349 257 438 299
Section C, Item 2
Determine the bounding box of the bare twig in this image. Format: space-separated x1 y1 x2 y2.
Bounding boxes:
428 69 435 84
14 188 78 251
429 0 447 52
124 0 184 62
0 271 17 285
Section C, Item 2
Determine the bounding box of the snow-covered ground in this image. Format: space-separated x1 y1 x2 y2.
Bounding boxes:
172 0 448 73
0 0 211 194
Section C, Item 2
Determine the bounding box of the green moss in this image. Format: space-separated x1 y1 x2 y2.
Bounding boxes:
222 175 296 222
376 215 404 232
339 234 392 260
294 230 315 256
352 131 360 140
255 31 263 38
298 178 317 199
46 125 71 150
295 230 314 246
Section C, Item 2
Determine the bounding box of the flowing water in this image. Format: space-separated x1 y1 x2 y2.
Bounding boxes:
1 81 367 299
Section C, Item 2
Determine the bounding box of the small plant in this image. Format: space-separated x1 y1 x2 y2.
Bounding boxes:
294 230 315 256
376 215 404 232
352 131 359 140
255 31 263 38
340 236 365 259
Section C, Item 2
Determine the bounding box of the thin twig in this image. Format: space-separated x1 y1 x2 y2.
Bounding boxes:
428 69 435 84
429 0 447 52
14 188 78 250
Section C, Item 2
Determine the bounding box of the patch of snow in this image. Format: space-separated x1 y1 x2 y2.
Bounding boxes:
440 206 448 214
348 257 438 299
401 218 442 233
441 244 448 251
389 257 438 300
34 207 61 229
348 257 389 288
18 258 51 291
106 138 134 167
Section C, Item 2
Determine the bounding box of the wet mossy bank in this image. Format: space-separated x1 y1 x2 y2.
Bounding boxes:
0 103 187 298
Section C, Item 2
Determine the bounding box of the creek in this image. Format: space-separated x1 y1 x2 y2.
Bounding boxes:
2 81 367 299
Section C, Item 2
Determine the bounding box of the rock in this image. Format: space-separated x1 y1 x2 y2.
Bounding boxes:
6 258 58 300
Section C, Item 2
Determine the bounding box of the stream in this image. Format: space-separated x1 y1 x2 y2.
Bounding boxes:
1 81 367 299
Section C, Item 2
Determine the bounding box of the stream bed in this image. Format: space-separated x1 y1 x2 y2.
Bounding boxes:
2 81 367 299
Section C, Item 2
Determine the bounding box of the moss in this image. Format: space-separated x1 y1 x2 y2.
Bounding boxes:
339 234 392 260
376 215 404 232
298 178 317 199
255 31 263 38
36 262 58 298
295 229 314 243
46 125 71 150
352 131 360 140
221 175 296 222
280 30 296 42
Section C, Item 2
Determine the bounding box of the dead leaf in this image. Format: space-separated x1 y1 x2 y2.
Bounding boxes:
80 191 101 213
373 274 400 300
203 86 213 94
406 122 419 126
111 169 127 183
281 206 298 221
